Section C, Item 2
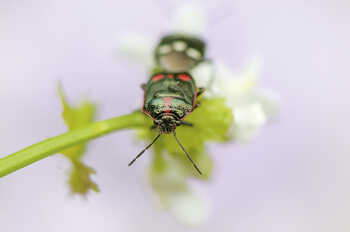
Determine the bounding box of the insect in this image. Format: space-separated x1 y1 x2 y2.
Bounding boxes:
128 34 209 175
154 34 206 72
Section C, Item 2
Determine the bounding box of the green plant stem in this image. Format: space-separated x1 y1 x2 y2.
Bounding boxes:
0 111 147 177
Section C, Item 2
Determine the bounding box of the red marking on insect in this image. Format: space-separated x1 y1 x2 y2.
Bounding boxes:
178 74 191 81
166 74 174 78
163 97 172 113
152 74 164 81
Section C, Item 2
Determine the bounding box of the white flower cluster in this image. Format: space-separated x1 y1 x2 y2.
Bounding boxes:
192 57 280 141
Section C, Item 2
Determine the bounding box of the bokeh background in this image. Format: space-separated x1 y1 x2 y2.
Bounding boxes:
1 0 349 231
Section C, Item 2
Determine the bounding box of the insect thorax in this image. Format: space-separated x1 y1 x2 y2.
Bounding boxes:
143 73 197 133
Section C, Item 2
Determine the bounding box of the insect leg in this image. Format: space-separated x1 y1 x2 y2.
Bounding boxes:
193 102 201 110
196 87 205 97
150 121 158 130
180 121 193 127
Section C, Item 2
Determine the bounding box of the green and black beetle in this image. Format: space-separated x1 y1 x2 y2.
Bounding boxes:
128 72 204 175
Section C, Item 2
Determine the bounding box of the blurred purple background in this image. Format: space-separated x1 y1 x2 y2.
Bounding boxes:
1 0 349 231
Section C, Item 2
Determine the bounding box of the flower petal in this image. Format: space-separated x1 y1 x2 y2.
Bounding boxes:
171 3 207 35
168 190 209 226
232 102 267 141
117 34 154 68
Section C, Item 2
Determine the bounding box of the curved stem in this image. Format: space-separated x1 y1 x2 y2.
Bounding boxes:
0 111 147 177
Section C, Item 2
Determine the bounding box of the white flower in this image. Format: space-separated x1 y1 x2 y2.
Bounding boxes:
170 3 206 36
201 57 280 141
168 191 208 226
149 154 209 227
117 34 154 69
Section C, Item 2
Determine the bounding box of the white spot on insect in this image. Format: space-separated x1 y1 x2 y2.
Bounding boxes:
172 41 187 52
158 45 172 54
186 48 201 60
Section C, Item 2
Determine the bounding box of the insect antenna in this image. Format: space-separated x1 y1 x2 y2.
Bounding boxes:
128 133 161 166
173 131 202 175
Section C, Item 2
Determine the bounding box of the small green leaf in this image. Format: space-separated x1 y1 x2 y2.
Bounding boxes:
69 160 100 195
58 86 95 160
58 86 98 195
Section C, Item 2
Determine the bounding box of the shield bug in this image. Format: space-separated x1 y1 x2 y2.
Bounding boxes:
154 34 206 72
128 72 205 175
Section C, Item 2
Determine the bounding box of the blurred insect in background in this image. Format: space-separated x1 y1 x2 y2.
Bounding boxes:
128 34 210 174
154 34 206 72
